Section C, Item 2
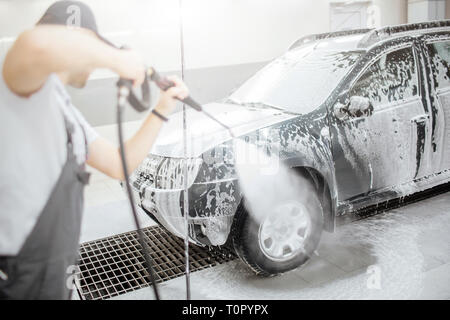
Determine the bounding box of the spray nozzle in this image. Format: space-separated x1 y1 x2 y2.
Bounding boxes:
147 68 204 112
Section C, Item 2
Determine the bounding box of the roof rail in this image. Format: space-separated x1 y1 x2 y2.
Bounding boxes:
357 20 450 48
288 28 373 50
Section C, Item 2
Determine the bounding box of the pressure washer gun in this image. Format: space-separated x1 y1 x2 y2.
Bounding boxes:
117 67 235 138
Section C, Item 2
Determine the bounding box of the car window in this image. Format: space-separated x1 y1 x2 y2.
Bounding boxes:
427 41 450 90
349 47 418 108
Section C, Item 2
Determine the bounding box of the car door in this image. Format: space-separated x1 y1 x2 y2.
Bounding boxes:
330 44 430 202
423 38 450 173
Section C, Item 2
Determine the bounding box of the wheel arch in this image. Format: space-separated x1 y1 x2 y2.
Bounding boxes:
289 164 336 233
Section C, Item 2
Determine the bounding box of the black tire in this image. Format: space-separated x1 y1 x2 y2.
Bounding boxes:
231 172 324 276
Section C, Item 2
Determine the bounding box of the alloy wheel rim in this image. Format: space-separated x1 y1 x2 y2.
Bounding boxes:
258 201 311 262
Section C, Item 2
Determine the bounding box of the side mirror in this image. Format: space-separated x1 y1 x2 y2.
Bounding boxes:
333 96 373 120
348 96 373 117
333 102 349 120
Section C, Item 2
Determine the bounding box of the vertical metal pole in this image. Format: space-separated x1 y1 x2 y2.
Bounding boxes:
178 0 191 300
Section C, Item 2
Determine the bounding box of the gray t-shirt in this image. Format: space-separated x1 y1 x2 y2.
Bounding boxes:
0 72 98 256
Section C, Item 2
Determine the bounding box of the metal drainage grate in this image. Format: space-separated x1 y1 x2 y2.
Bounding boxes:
75 225 236 300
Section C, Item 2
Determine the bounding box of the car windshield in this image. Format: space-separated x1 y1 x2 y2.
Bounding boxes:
229 45 361 114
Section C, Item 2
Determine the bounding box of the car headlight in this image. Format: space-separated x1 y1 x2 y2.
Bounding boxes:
130 154 203 239
131 154 203 191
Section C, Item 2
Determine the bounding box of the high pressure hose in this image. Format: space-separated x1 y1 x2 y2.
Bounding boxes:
116 83 160 300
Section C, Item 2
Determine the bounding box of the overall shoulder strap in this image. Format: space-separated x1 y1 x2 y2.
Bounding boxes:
63 117 75 154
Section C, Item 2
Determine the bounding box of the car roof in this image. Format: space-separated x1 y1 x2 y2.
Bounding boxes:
289 20 450 53
300 33 368 52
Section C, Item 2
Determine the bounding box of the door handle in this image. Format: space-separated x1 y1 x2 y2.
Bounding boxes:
410 115 429 124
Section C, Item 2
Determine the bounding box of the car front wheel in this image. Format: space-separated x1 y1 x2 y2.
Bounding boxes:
231 176 324 276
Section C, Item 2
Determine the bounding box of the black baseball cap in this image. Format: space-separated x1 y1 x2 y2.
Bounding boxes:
37 0 117 48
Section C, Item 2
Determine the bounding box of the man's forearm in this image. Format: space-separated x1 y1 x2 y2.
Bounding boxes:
86 77 187 181
86 107 167 181
121 106 168 176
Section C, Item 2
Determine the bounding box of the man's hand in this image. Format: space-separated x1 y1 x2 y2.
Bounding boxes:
113 49 146 88
153 75 190 117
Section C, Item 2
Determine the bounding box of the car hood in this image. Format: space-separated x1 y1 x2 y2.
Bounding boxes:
150 102 298 158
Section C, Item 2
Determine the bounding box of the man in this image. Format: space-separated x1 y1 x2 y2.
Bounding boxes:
0 1 189 299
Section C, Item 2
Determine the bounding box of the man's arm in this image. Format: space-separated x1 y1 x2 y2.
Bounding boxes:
86 76 189 181
3 24 189 180
2 25 144 97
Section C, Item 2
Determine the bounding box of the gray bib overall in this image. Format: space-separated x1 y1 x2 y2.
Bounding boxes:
0 118 90 300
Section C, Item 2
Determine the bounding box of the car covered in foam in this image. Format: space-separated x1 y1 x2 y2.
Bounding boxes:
129 21 450 275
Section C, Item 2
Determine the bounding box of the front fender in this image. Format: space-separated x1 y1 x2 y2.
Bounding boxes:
275 114 338 231
283 155 337 232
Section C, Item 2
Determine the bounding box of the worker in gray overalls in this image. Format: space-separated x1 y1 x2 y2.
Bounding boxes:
0 1 189 299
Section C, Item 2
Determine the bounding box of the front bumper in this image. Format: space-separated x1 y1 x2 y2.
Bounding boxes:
129 154 241 246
